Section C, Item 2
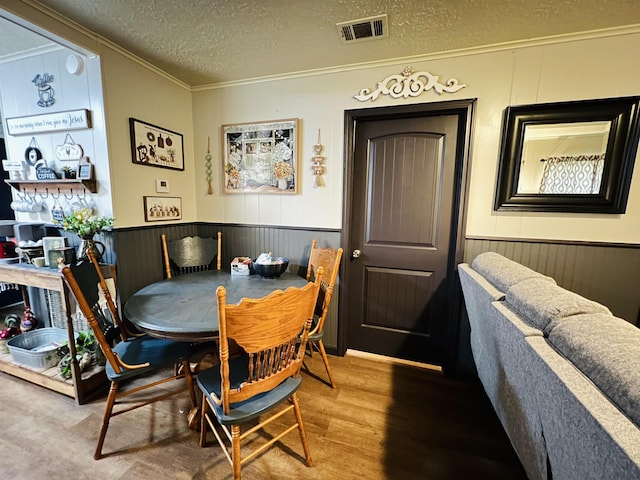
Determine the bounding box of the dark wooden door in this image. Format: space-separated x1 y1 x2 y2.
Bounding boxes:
343 101 473 368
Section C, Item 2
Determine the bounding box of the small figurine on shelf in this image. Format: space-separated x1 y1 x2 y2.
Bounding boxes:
20 307 37 333
0 314 20 353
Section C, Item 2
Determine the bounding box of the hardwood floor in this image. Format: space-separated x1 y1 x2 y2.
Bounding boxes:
0 350 526 479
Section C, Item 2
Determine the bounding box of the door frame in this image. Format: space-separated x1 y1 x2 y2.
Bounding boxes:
339 99 476 374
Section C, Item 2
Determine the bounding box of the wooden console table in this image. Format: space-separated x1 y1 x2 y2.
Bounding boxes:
0 262 107 404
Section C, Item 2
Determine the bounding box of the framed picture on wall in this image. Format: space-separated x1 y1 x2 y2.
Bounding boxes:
143 196 182 222
129 118 184 171
221 118 299 194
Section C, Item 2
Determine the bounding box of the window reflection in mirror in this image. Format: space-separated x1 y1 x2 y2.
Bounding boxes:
517 121 611 194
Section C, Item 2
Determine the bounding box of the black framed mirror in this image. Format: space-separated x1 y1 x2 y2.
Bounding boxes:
494 96 640 213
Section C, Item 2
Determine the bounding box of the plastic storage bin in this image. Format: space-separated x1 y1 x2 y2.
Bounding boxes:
6 327 67 369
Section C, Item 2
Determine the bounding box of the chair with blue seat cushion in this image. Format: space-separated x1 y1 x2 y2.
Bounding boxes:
304 239 343 388
161 231 222 278
61 252 197 460
197 267 323 480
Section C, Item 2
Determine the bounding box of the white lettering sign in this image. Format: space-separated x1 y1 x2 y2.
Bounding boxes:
5 109 91 135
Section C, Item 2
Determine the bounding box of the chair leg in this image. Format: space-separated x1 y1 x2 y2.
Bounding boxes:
316 339 337 389
199 393 209 447
231 424 242 480
182 358 197 408
291 393 313 467
94 381 119 460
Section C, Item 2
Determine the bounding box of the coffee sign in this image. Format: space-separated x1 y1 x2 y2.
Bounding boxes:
35 167 59 180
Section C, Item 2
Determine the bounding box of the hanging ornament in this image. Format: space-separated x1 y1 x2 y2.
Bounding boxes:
55 133 84 161
25 137 43 166
205 136 213 194
311 129 326 187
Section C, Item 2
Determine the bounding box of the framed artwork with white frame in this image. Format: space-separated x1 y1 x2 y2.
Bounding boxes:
143 196 182 222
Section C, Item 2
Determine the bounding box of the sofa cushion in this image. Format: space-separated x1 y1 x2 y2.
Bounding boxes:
471 252 556 293
547 313 640 427
506 278 611 333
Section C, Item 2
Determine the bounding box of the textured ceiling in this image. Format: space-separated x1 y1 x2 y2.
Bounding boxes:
3 0 640 86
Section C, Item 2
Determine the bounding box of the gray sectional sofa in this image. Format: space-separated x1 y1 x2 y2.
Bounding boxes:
458 252 640 480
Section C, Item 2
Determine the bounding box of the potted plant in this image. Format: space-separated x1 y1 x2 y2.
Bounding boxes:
60 208 114 261
62 166 76 179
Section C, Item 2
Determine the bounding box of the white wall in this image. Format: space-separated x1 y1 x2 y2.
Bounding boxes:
193 31 640 243
0 46 113 222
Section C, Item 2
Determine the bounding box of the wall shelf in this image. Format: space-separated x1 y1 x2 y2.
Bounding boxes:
5 179 97 195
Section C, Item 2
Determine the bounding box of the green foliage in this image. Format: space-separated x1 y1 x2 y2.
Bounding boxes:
56 329 99 379
60 208 114 238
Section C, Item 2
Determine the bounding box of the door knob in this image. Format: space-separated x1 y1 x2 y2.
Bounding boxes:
352 249 361 258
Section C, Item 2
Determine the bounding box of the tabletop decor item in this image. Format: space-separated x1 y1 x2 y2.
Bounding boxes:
60 208 114 261
222 118 299 194
129 117 184 171
252 252 289 278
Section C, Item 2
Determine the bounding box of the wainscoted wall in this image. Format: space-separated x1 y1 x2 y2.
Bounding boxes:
464 238 640 325
112 223 342 349
454 237 640 377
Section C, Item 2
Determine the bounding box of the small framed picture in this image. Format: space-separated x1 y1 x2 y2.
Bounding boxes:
77 162 94 180
143 196 182 222
42 236 68 267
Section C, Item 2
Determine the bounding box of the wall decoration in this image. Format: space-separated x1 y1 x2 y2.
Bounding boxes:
35 167 59 180
6 109 91 135
353 66 466 102
129 118 184 171
494 96 640 213
24 137 43 167
143 196 182 222
32 73 55 107
77 160 94 180
55 133 83 161
311 129 326 187
205 136 213 194
222 118 298 194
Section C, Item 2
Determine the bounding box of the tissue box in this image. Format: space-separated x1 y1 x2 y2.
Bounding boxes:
231 257 251 276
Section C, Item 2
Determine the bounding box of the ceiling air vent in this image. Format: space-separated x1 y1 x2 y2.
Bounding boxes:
337 14 388 44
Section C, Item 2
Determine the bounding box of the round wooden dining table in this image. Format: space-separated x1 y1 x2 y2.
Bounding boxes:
123 270 308 342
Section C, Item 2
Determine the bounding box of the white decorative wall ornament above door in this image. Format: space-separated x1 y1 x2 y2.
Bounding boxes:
353 66 466 102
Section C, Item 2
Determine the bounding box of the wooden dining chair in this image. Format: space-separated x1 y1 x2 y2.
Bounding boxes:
161 231 222 278
61 250 197 460
304 239 343 388
88 251 144 342
197 268 323 480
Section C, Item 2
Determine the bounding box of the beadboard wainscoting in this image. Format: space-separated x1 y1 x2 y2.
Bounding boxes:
464 238 640 325
455 237 640 376
113 224 341 350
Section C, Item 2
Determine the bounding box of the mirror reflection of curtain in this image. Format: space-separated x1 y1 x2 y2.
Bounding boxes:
538 154 605 194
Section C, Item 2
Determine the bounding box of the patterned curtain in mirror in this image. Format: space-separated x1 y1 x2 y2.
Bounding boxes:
538 154 605 194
